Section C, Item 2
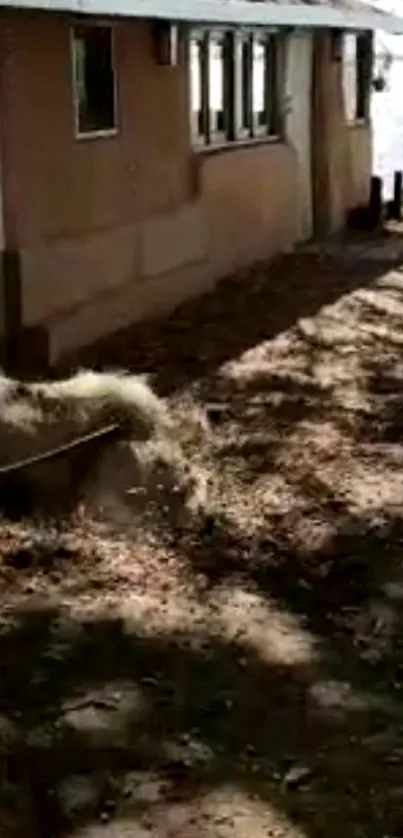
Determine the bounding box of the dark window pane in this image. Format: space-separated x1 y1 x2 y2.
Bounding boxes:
241 39 252 131
190 37 207 140
73 25 116 135
267 35 279 134
356 32 371 119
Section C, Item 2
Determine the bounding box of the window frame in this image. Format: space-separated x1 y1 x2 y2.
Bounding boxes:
234 31 253 141
355 31 372 121
189 29 209 146
188 26 282 152
266 33 281 137
343 30 372 125
252 33 269 138
208 29 232 146
71 20 119 141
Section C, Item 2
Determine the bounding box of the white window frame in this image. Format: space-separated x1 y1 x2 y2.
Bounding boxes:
254 33 281 138
234 31 252 140
71 20 119 141
343 33 358 123
189 30 208 147
208 29 230 146
188 26 282 150
252 34 269 137
343 31 371 124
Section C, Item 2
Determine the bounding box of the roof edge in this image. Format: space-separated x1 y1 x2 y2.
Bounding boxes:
0 0 402 34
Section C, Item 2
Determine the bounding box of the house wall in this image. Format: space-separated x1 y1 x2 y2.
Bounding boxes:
0 12 297 361
342 31 372 208
0 14 371 363
311 31 372 235
345 123 372 208
285 31 314 242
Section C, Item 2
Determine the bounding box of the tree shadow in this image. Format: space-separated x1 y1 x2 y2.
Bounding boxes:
59 243 403 398
5 239 403 836
3 502 403 838
197 367 333 480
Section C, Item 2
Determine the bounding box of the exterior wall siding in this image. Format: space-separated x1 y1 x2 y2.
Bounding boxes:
345 123 372 209
0 13 372 363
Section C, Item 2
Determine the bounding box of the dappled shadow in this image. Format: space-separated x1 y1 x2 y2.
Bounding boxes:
5 236 403 837
196 368 332 480
60 239 403 397
2 563 403 838
184 507 403 688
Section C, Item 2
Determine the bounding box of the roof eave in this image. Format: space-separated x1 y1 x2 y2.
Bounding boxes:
0 0 402 34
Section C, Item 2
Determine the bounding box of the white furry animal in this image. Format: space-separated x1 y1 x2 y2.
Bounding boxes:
0 369 205 524
43 370 170 436
0 369 170 467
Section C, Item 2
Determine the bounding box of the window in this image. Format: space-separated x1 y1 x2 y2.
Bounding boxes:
253 37 267 134
235 34 252 138
209 32 227 141
71 24 117 137
189 29 281 148
189 32 208 144
342 31 372 123
356 32 372 119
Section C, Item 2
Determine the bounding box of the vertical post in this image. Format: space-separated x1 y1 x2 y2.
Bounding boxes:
0 249 22 374
369 175 383 227
392 171 402 220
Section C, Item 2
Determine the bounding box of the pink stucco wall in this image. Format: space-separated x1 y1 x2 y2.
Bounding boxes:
0 14 371 361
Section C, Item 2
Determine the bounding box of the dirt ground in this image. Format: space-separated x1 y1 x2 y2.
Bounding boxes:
3 231 403 837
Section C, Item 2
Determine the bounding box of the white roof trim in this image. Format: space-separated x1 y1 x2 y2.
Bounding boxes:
1 0 403 33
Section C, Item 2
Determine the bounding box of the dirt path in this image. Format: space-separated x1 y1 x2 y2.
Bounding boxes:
3 233 403 837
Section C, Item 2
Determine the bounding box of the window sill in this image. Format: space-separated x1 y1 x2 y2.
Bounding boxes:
75 128 118 141
345 118 369 128
193 134 283 156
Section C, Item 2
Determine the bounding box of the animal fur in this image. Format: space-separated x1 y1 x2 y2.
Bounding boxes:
0 370 205 524
0 370 170 465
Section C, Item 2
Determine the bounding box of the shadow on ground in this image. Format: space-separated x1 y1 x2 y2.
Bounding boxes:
3 510 403 838
4 237 403 836
61 235 403 396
